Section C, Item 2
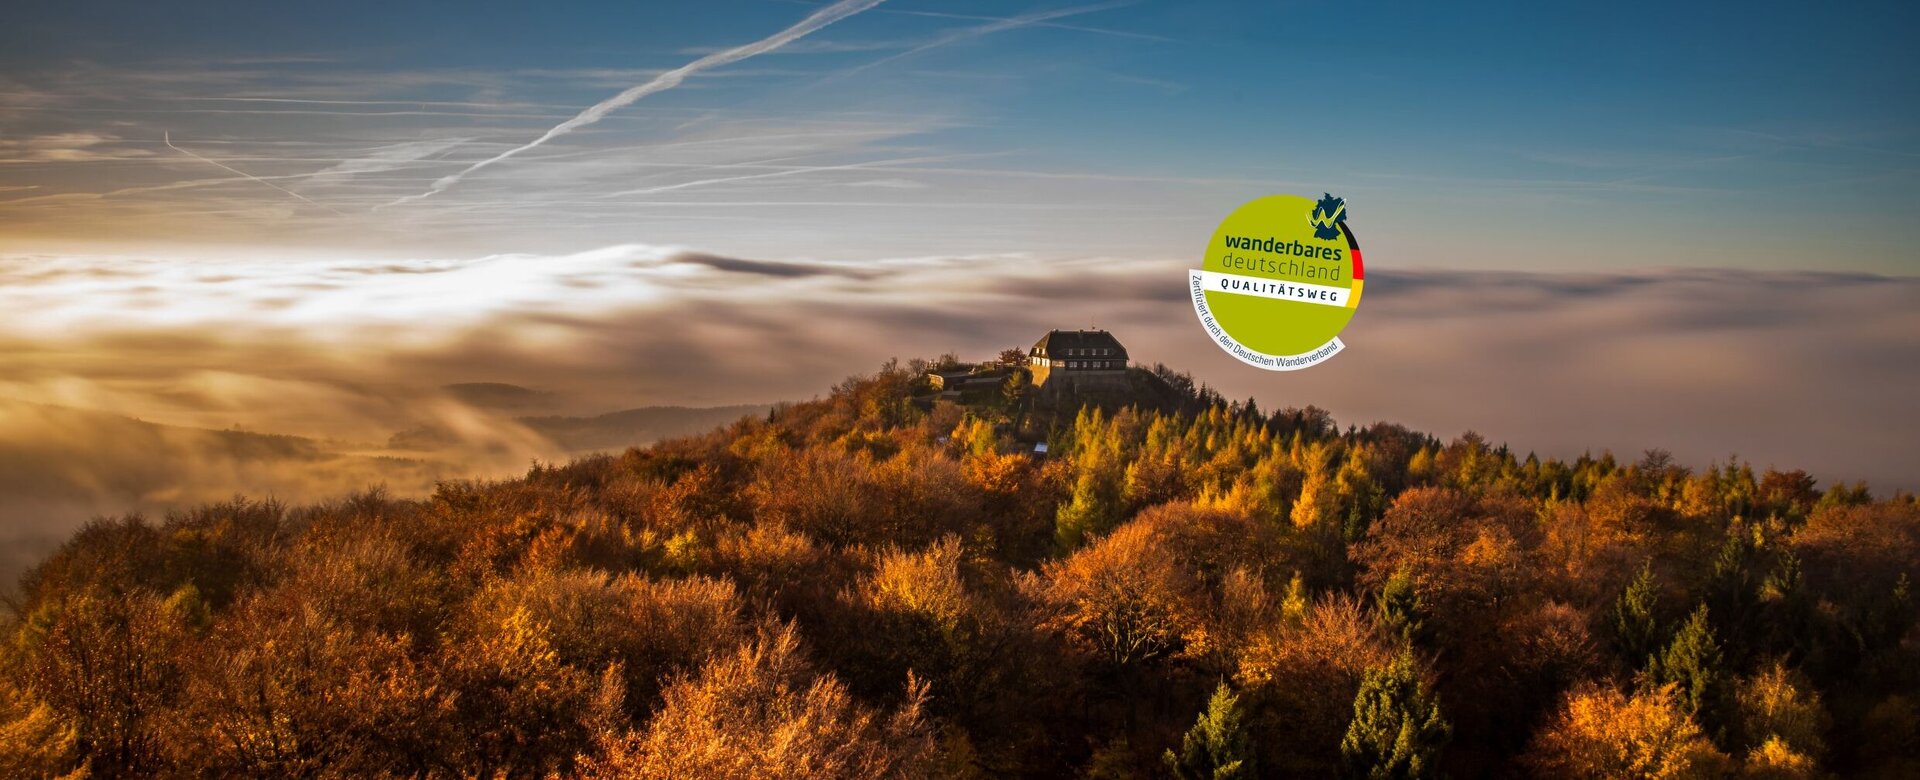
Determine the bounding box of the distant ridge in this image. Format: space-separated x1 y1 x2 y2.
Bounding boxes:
518 404 771 453
442 382 552 410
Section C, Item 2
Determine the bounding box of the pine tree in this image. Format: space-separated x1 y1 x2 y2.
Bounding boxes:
1706 526 1758 654
1652 604 1729 740
1865 573 1914 653
1164 683 1254 780
1341 651 1450 779
1760 549 1819 662
1759 549 1802 603
1612 561 1662 668
1376 569 1426 647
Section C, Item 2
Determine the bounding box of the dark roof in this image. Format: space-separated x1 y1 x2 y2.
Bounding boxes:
1031 329 1128 359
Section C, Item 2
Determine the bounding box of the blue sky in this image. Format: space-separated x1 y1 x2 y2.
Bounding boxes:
2 0 1916 271
0 1 1918 525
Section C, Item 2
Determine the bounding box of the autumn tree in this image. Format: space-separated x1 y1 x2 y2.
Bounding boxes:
1353 488 1539 634
579 625 934 779
1494 600 1602 749
1236 594 1396 775
165 588 458 776
463 567 747 716
1732 662 1827 764
833 535 1042 738
443 601 624 775
1757 469 1818 521
1031 518 1204 668
17 587 193 776
0 676 81 778
1742 737 1818 779
1035 501 1279 675
1524 683 1731 779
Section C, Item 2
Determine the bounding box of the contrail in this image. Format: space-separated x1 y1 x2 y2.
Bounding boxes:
385 0 890 207
879 4 1165 42
842 1 1131 77
603 153 980 197
164 131 348 216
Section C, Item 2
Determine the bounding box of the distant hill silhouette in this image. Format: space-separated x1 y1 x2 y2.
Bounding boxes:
519 404 772 452
0 398 441 586
442 382 554 411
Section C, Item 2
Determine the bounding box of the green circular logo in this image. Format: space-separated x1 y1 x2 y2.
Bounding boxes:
1189 193 1365 370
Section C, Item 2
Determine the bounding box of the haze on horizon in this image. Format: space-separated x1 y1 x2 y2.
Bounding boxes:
1 0 1917 565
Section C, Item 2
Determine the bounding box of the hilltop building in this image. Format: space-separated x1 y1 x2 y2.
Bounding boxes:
926 366 1012 401
1028 329 1128 388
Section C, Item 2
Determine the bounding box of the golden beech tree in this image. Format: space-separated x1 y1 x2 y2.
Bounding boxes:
19 587 191 777
1031 518 1205 668
166 588 458 776
1732 662 1828 764
578 625 934 780
1235 594 1396 775
1030 502 1276 669
463 568 747 715
1352 488 1541 641
1524 682 1732 779
0 675 82 778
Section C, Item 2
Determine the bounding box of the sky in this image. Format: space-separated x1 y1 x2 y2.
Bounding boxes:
3 0 1916 266
0 0 1917 554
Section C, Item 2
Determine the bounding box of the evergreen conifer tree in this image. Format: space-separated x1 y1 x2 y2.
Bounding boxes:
1612 561 1662 667
1376 569 1426 647
1341 651 1450 779
1164 683 1254 780
1652 604 1729 740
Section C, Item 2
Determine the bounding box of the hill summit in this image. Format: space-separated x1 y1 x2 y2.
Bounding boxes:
3 358 1913 778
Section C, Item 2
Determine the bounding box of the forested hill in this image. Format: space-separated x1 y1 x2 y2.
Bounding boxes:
4 359 1916 778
